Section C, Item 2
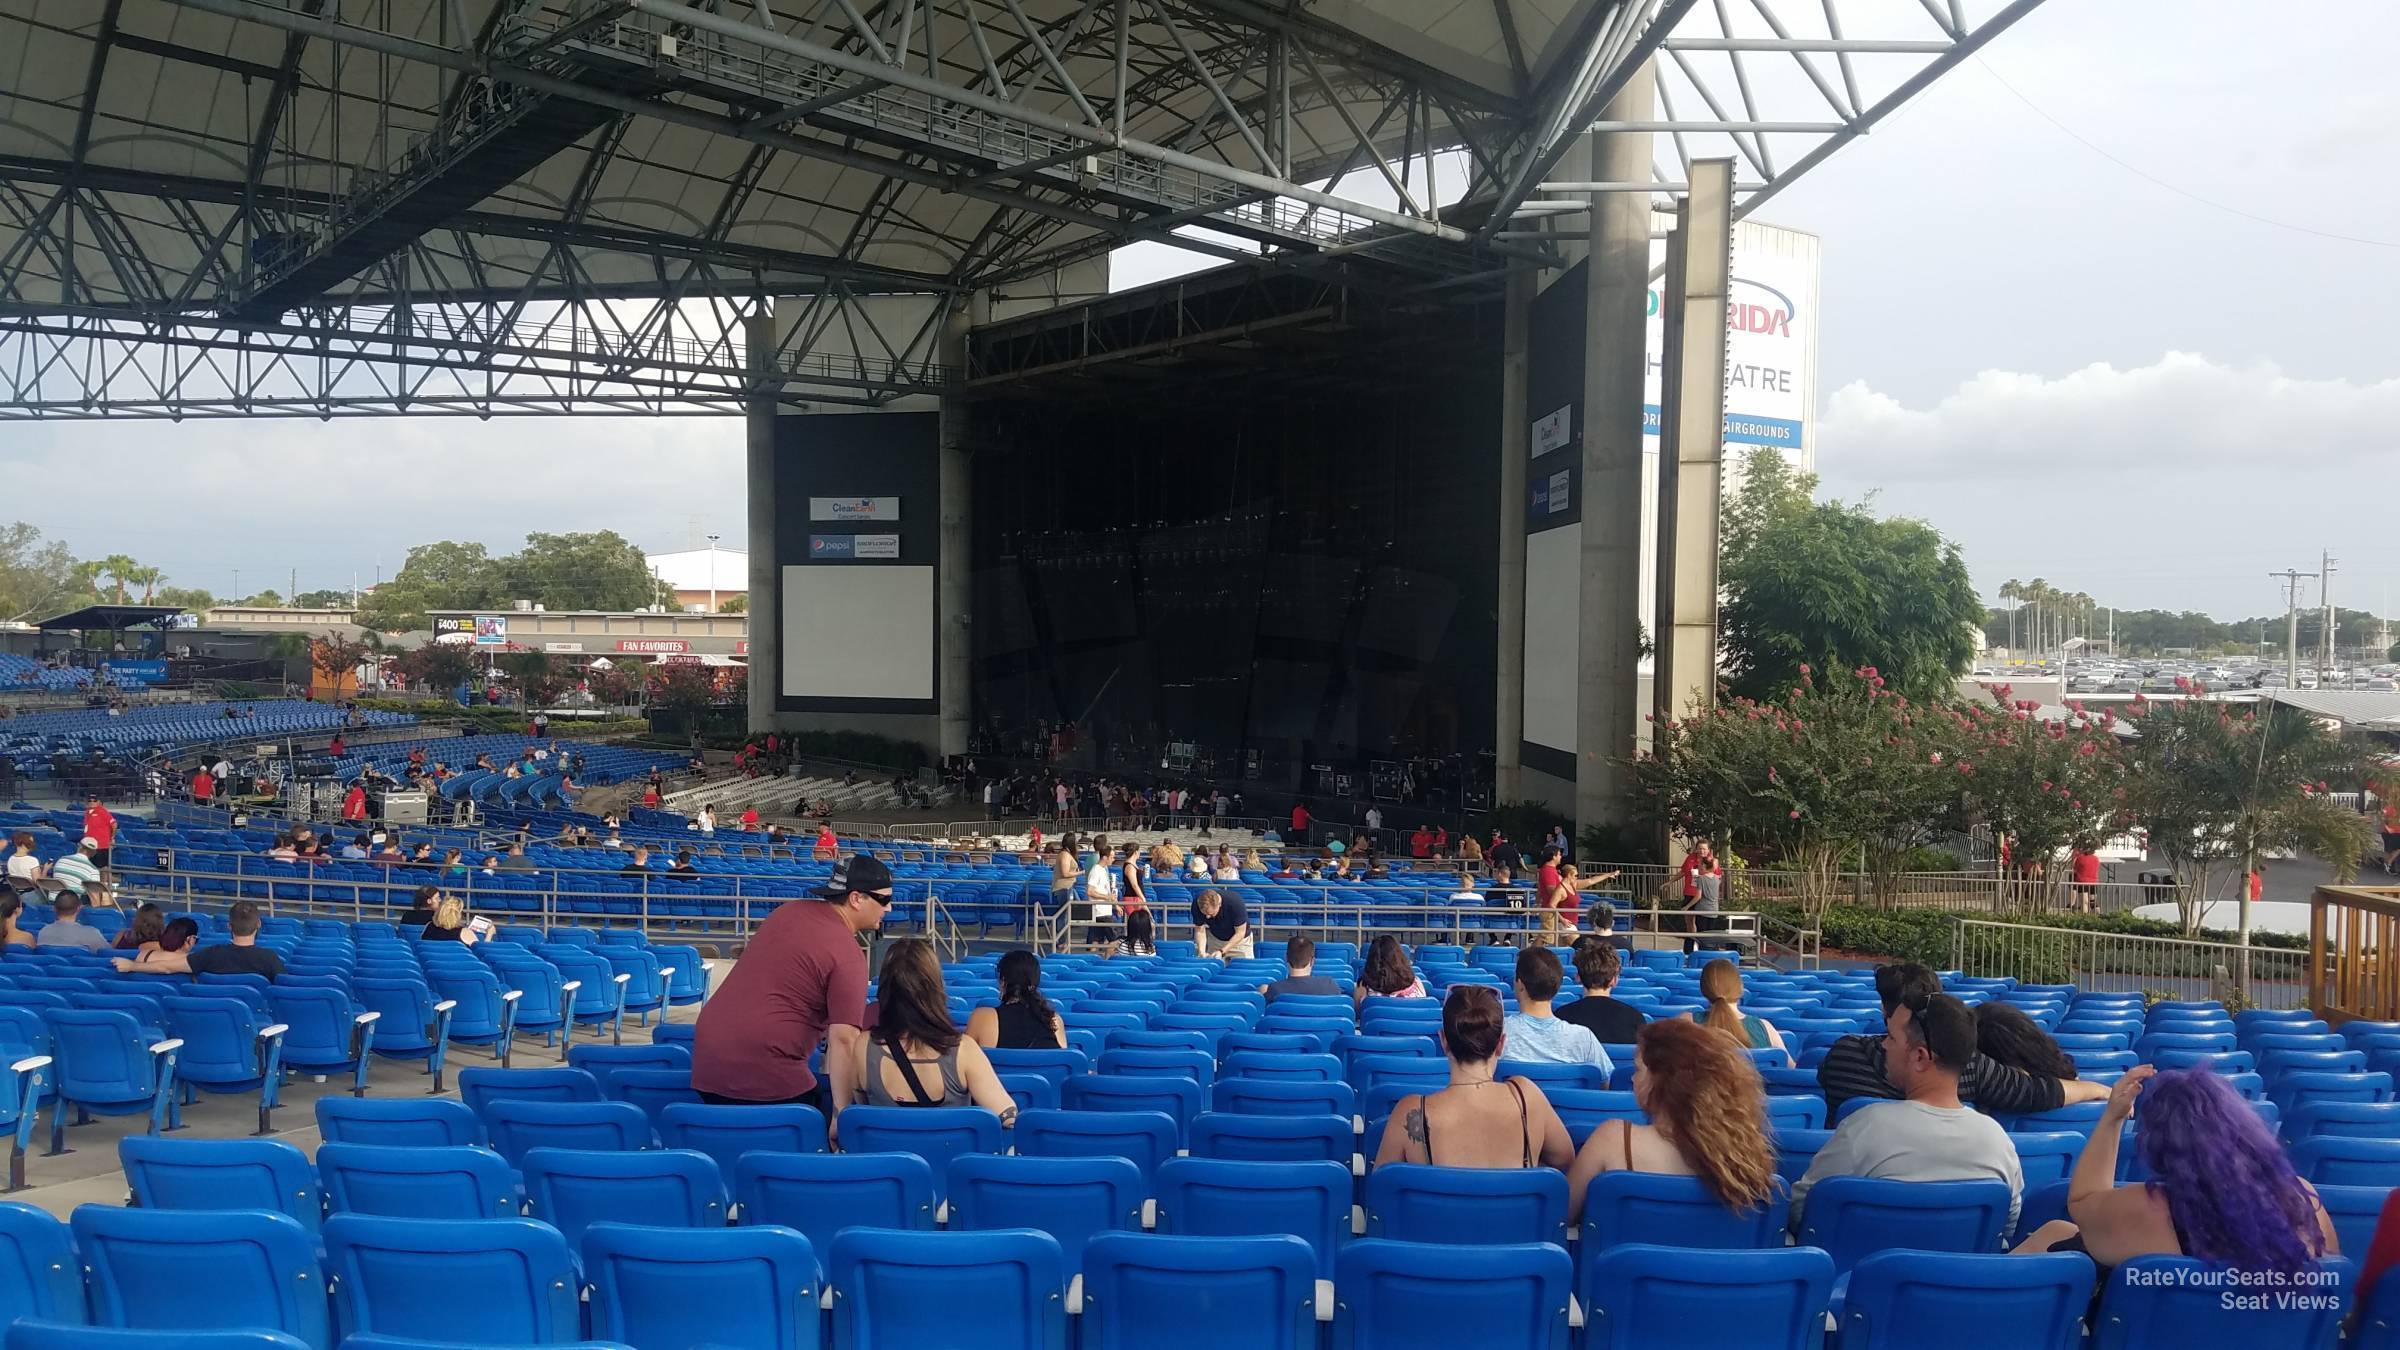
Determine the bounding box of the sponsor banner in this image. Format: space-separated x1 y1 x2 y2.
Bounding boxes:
1531 405 1572 455
1645 225 1817 461
735 640 749 656
808 496 900 522
809 534 855 559
472 615 508 647
433 617 475 632
107 660 167 684
617 639 689 654
1641 405 1806 448
543 642 583 654
853 534 900 559
1546 469 1571 513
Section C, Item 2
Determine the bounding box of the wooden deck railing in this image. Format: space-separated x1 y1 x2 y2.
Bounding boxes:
2309 885 2400 1025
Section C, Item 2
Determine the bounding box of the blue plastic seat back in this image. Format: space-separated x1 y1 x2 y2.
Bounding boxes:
460 1066 602 1115
1154 1158 1349 1274
658 1103 826 1181
117 1137 321 1236
980 1048 1088 1089
70 1206 328 1349
607 1069 700 1138
2091 1255 2352 1350
2290 1136 2400 1187
1210 1078 1356 1118
1080 1232 1316 1350
829 1228 1066 1350
265 987 364 1068
583 1221 819 1350
1061 1076 1200 1140
835 1107 1003 1202
568 1043 691 1094
947 1155 1143 1275
1222 1052 1345 1084
2285 1101 2400 1142
44 1010 160 1103
1187 1111 1353 1165
316 1143 519 1221
315 1096 477 1148
1365 1163 1569 1246
6 1327 312 1350
2010 1132 2086 1188
1332 1238 1571 1350
1795 1178 2014 1274
322 1214 580 1346
1012 1110 1178 1190
1544 1089 1649 1147
521 1147 727 1251
2317 1184 2392 1260
480 1100 650 1171
733 1153 936 1263
0 1203 82 1326
1841 1250 2093 1350
1581 1243 1833 1350
161 996 274 1086
1579 1171 1789 1251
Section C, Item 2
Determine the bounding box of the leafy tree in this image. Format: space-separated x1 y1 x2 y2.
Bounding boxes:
0 523 85 621
153 586 216 615
645 661 722 718
583 663 643 706
720 593 748 614
1719 449 1981 704
2120 696 2368 940
292 589 353 610
395 644 478 695
123 564 164 602
501 531 673 612
98 555 139 604
358 540 502 632
232 590 286 607
1957 685 2133 903
310 635 384 693
498 652 570 707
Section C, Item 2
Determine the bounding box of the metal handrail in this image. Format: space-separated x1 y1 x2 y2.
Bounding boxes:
1953 916 2308 1010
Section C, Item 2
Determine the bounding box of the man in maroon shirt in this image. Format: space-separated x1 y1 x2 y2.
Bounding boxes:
691 853 893 1131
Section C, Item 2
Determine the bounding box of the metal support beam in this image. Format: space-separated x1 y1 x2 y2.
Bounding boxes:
746 308 782 733
937 291 982 758
1652 156 1730 734
1494 265 1532 804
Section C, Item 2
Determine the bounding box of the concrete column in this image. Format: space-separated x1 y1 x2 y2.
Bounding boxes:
1495 267 1533 805
1653 158 1732 730
1574 61 1655 836
935 292 982 759
744 308 780 734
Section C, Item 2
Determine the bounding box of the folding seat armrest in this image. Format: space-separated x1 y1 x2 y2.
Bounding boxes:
149 1038 185 1055
8 1056 49 1076
258 1023 291 1040
353 1011 383 1025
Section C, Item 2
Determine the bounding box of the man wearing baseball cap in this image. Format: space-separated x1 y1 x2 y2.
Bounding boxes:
49 837 108 908
692 851 893 1130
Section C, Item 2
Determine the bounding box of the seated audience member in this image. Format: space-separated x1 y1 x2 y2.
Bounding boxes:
1557 937 1647 1044
620 846 655 875
0 893 34 949
421 893 480 945
137 917 198 963
1118 908 1157 957
1355 935 1426 1002
111 903 164 952
113 900 283 977
1501 947 1612 1071
1696 959 1787 1053
670 850 700 877
1974 1001 2080 1079
1261 936 1342 1001
341 835 370 861
48 837 109 906
267 834 300 863
36 892 107 952
2015 1065 2336 1271
1374 985 1576 1170
966 949 1065 1050
849 939 1019 1117
1816 961 2106 1118
1790 992 2023 1229
1566 1017 1778 1222
1 834 40 897
400 884 439 930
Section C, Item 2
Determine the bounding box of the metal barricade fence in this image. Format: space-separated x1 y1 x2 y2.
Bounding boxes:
1952 917 2308 1009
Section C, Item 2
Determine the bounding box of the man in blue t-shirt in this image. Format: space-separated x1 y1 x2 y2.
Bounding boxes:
1499 946 1612 1073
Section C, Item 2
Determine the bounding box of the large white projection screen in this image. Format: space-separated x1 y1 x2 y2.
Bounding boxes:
781 565 935 700
1521 526 1579 753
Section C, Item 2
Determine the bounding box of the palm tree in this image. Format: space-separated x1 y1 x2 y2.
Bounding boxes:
126 565 164 602
1999 579 2023 650
2025 578 2051 656
98 555 138 605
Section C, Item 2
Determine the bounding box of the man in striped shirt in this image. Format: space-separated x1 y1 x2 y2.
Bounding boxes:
48 838 105 901
1815 962 2107 1118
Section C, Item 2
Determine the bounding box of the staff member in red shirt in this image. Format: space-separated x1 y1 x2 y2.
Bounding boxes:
1289 802 1311 847
189 766 214 802
2068 840 2101 914
691 854 892 1130
341 781 370 824
80 794 116 875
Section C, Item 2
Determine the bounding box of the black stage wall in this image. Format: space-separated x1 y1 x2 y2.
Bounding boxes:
968 295 1502 796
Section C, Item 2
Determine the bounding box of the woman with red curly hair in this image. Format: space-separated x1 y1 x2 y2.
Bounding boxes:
1564 1016 1779 1222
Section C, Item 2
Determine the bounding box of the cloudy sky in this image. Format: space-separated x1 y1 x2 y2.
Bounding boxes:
12 0 2395 618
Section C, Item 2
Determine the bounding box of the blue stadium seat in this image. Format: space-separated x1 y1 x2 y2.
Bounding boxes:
1153 1158 1349 1273
733 1153 936 1265
1841 1250 2093 1350
1578 1171 1789 1251
2010 1132 2086 1187
43 1009 180 1153
981 1048 1089 1089
568 1043 692 1095
2283 1101 2400 1142
117 1136 321 1239
835 1107 1004 1203
1187 1111 1353 1164
2318 1184 2392 1261
606 1068 700 1140
2291 1136 2400 1187
583 1221 819 1350
350 975 455 1092
160 996 287 1136
1365 1163 1570 1246
71 1205 328 1349
1096 1048 1214 1085
479 1100 650 1172
321 1214 581 1345
1582 1244 1834 1350
426 967 523 1069
0 1203 83 1327
2356 1260 2400 1350
314 1096 477 1148
947 1154 1143 1274
1793 1177 2013 1273
1332 1239 1571 1350
1223 1052 1346 1084
2090 1254 2351 1350
658 1102 826 1181
7 1328 311 1350
1080 1233 1317 1350
1013 1110 1179 1191
265 987 377 1098
828 1228 1067 1350
522 1147 727 1249
316 1143 519 1220
1211 1078 1356 1118
459 1065 601 1115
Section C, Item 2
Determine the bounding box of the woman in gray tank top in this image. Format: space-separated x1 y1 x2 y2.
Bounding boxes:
847 939 1021 1120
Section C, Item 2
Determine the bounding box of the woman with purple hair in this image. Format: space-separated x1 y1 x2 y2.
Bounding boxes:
2016 1064 2337 1272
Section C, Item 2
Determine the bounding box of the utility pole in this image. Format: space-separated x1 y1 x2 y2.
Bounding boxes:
2272 569 2310 690
705 534 721 612
2321 552 2339 670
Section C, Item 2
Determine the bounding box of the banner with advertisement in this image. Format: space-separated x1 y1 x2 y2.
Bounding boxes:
808 496 900 522
472 615 508 647
617 639 689 655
